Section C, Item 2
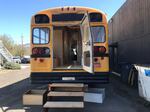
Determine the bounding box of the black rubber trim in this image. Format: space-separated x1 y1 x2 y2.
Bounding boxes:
98 53 109 57
30 72 109 84
31 54 50 58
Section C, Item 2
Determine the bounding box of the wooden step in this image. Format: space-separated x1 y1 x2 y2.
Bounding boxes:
49 83 84 88
43 101 84 108
47 92 84 97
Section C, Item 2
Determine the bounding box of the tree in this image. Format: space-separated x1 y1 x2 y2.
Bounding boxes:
0 34 26 57
0 34 15 54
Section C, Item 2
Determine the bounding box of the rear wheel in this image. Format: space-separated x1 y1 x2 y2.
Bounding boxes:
120 64 138 87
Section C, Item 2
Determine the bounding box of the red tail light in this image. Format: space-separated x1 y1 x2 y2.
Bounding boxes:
32 48 38 55
99 46 106 54
94 46 106 55
32 47 50 55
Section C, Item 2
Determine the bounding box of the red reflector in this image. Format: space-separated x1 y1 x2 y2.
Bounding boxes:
101 57 104 60
73 7 76 11
94 58 98 62
67 7 69 10
39 58 44 62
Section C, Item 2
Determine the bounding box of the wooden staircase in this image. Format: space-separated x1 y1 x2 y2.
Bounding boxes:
43 83 85 112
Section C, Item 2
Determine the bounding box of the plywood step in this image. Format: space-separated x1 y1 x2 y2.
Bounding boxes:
47 92 84 97
43 101 84 108
48 83 85 92
49 83 84 88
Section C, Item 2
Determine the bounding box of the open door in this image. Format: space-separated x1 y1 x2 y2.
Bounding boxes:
80 13 94 73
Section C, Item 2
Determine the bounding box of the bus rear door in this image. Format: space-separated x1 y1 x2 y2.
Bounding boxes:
80 13 94 74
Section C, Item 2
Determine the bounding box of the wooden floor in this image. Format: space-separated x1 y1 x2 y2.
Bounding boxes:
44 102 84 108
54 65 82 70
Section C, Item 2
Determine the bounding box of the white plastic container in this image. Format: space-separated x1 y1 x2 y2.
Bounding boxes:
135 65 150 102
84 88 105 103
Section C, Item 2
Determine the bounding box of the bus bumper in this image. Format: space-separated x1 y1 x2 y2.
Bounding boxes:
30 72 109 84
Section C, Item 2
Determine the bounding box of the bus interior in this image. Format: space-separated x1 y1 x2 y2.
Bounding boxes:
53 25 82 69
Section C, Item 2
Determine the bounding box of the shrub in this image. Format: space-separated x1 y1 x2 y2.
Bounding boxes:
4 62 21 70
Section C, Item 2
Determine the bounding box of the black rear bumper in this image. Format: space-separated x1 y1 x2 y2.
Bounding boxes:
30 72 109 84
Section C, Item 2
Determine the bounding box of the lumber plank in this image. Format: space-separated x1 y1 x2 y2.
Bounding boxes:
43 102 84 108
49 83 84 88
47 92 84 97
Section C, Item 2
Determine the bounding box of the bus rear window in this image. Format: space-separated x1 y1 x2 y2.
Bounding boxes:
32 28 49 44
91 26 105 43
52 13 84 22
35 14 49 24
89 13 103 22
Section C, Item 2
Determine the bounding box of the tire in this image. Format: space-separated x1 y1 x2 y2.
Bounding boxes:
120 64 132 83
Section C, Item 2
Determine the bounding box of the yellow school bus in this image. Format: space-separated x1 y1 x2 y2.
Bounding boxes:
30 6 109 84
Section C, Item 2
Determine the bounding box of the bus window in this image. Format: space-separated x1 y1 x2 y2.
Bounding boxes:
91 26 105 43
89 13 102 22
32 28 49 44
35 14 49 24
52 13 84 22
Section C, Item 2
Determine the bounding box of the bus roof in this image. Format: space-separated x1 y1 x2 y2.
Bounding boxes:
31 6 107 24
35 6 106 16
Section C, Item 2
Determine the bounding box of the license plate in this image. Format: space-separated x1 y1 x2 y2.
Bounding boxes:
62 77 75 81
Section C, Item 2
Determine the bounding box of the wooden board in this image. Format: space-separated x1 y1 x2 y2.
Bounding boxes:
49 83 84 88
47 92 84 97
52 87 83 92
23 90 46 105
43 102 84 108
23 95 43 105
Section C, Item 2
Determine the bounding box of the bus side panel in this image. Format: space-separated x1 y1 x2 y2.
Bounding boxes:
94 57 109 72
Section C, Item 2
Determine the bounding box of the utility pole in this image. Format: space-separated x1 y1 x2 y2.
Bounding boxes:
21 34 24 57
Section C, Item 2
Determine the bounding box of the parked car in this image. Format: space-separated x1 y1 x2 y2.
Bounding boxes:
21 56 30 64
13 56 21 64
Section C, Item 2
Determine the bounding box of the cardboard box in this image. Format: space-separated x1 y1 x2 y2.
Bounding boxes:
23 90 47 105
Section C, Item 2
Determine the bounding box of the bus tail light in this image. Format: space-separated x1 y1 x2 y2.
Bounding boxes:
99 46 106 54
32 47 50 55
32 48 38 55
94 46 106 55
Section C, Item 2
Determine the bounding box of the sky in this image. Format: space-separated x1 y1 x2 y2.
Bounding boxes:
0 0 126 44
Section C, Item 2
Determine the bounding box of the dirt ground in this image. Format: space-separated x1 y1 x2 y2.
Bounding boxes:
0 65 150 112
